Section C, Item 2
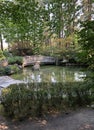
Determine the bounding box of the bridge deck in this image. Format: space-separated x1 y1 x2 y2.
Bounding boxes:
23 55 55 66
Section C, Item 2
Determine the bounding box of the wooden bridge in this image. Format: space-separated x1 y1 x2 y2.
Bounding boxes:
23 55 56 67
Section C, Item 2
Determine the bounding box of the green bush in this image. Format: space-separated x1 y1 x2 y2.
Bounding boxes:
8 56 23 65
3 50 12 58
1 85 31 119
0 66 11 75
0 50 5 61
4 66 11 75
1 81 93 120
0 67 5 75
0 65 20 75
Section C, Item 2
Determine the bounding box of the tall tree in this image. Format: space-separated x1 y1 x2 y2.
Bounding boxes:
78 20 94 69
0 0 46 53
43 0 81 38
1 0 93 53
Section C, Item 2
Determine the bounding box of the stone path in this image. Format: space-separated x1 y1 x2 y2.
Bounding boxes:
0 76 25 88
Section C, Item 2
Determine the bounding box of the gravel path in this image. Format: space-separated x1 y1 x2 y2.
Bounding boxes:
0 108 94 130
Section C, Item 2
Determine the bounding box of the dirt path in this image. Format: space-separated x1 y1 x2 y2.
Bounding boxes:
0 108 94 130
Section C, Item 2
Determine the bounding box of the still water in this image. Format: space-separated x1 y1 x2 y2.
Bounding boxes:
11 66 88 83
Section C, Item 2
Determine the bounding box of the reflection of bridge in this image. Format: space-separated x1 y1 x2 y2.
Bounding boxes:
23 55 56 66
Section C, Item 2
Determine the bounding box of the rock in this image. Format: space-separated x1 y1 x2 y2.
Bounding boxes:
0 59 8 67
32 61 40 71
91 104 94 109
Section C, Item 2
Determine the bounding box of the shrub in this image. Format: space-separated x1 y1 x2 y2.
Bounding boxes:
0 65 20 75
1 85 31 119
0 67 5 75
8 56 23 65
0 50 5 61
4 66 11 75
0 66 11 75
3 50 12 58
10 64 20 73
1 81 93 120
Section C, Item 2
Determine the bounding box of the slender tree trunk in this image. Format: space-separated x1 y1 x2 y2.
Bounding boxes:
87 0 92 20
0 33 3 51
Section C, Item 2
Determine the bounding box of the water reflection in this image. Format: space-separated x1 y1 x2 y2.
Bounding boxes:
74 72 86 81
11 66 87 83
51 72 57 83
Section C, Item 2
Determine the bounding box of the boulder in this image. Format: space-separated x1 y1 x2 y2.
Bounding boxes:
32 61 40 71
0 59 8 67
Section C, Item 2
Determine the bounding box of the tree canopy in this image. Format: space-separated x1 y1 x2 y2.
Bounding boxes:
78 20 94 69
0 0 94 58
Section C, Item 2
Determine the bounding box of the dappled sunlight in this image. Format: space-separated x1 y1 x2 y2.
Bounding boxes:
38 120 47 126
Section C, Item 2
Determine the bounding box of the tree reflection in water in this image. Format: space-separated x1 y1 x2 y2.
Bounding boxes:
11 66 88 83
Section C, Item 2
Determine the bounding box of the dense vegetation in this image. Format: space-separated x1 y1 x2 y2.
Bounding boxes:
0 1 93 51
0 0 94 120
78 20 94 70
1 81 94 120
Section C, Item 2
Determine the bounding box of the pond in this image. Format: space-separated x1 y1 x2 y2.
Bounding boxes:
11 66 89 83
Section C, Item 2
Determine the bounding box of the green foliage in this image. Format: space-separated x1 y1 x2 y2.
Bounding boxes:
3 50 12 58
79 20 94 50
0 0 93 56
1 81 94 120
4 65 20 75
0 0 82 54
0 67 5 75
78 20 94 69
0 65 20 75
0 50 5 60
0 0 45 53
4 66 11 75
10 64 20 73
39 45 62 56
8 56 23 65
1 85 31 119
76 50 88 64
0 66 11 75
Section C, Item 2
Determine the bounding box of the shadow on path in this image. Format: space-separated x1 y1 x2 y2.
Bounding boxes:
0 108 94 130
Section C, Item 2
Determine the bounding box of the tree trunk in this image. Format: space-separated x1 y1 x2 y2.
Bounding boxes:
0 33 3 51
87 0 92 20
